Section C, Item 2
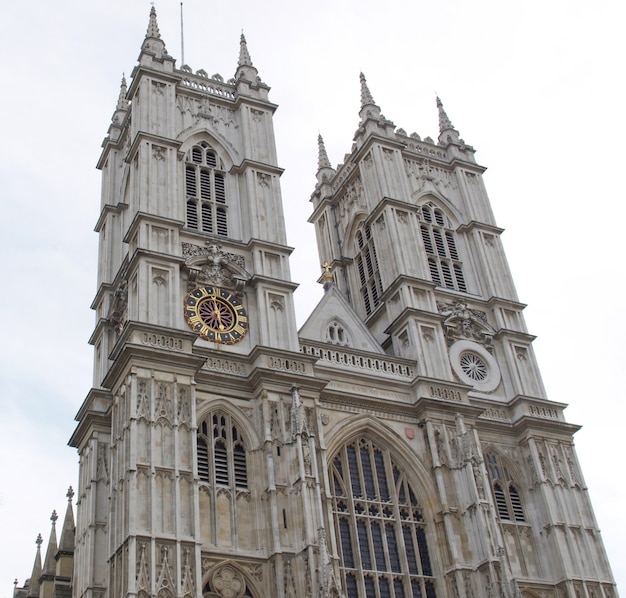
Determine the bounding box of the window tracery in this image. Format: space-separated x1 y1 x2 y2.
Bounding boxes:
485 451 526 523
355 224 382 316
197 411 247 490
419 204 466 292
185 142 228 236
331 438 437 597
327 320 350 346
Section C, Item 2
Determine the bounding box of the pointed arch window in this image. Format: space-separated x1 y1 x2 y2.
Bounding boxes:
185 142 228 236
419 205 466 292
197 411 247 490
484 451 526 523
331 438 437 598
355 224 383 317
326 320 350 346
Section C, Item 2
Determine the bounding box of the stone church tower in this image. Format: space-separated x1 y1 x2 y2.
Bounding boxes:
33 7 616 598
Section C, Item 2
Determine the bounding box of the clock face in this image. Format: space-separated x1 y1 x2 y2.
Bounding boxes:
184 286 248 344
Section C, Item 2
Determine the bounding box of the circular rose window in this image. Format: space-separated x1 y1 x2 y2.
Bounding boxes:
459 352 488 381
449 340 501 393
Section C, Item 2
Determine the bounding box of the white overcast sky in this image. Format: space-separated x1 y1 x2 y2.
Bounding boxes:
1 0 624 594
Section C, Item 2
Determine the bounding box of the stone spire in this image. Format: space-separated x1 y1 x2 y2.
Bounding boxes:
359 72 377 110
26 535 43 598
145 5 161 40
117 75 129 111
235 32 259 84
436 96 461 145
355 73 394 143
316 134 336 188
58 487 76 553
238 32 254 67
108 75 129 142
437 96 454 132
139 6 172 66
317 134 332 170
38 511 58 598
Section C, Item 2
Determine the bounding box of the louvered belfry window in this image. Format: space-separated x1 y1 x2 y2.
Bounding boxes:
419 205 466 292
197 412 247 489
185 142 228 236
355 224 383 317
331 438 438 598
485 452 526 523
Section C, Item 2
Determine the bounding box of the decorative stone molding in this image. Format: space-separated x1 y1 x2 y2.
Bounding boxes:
203 356 246 376
210 565 246 598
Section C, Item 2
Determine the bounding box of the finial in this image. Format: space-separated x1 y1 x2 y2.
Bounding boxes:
317 135 332 170
321 262 334 290
66 487 74 502
50 510 58 526
436 96 454 133
36 534 43 547
238 32 253 67
146 5 161 40
359 72 376 108
116 76 128 111
14 579 17 587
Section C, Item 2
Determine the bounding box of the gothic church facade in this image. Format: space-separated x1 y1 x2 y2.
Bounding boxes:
15 8 618 598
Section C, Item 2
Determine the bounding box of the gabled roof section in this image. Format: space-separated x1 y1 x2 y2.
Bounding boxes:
298 285 385 354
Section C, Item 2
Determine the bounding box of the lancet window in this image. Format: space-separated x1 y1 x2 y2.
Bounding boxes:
185 142 228 236
331 438 437 598
355 224 383 316
197 411 247 490
484 451 526 523
419 205 466 292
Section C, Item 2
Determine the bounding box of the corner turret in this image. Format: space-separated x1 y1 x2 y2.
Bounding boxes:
138 7 175 72
436 95 461 145
234 33 270 100
353 73 396 145
107 76 129 143
316 134 336 196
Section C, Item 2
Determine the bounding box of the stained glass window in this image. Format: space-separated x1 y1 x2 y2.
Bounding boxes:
331 438 437 597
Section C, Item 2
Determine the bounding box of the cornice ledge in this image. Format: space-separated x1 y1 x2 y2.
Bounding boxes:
126 131 183 164
456 221 504 235
230 159 284 176
103 322 202 387
123 210 184 244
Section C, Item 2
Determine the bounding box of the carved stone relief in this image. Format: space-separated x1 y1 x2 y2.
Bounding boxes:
183 243 248 291
177 384 191 425
137 378 150 420
136 542 150 597
210 565 246 598
155 544 176 598
437 300 496 349
155 382 174 423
